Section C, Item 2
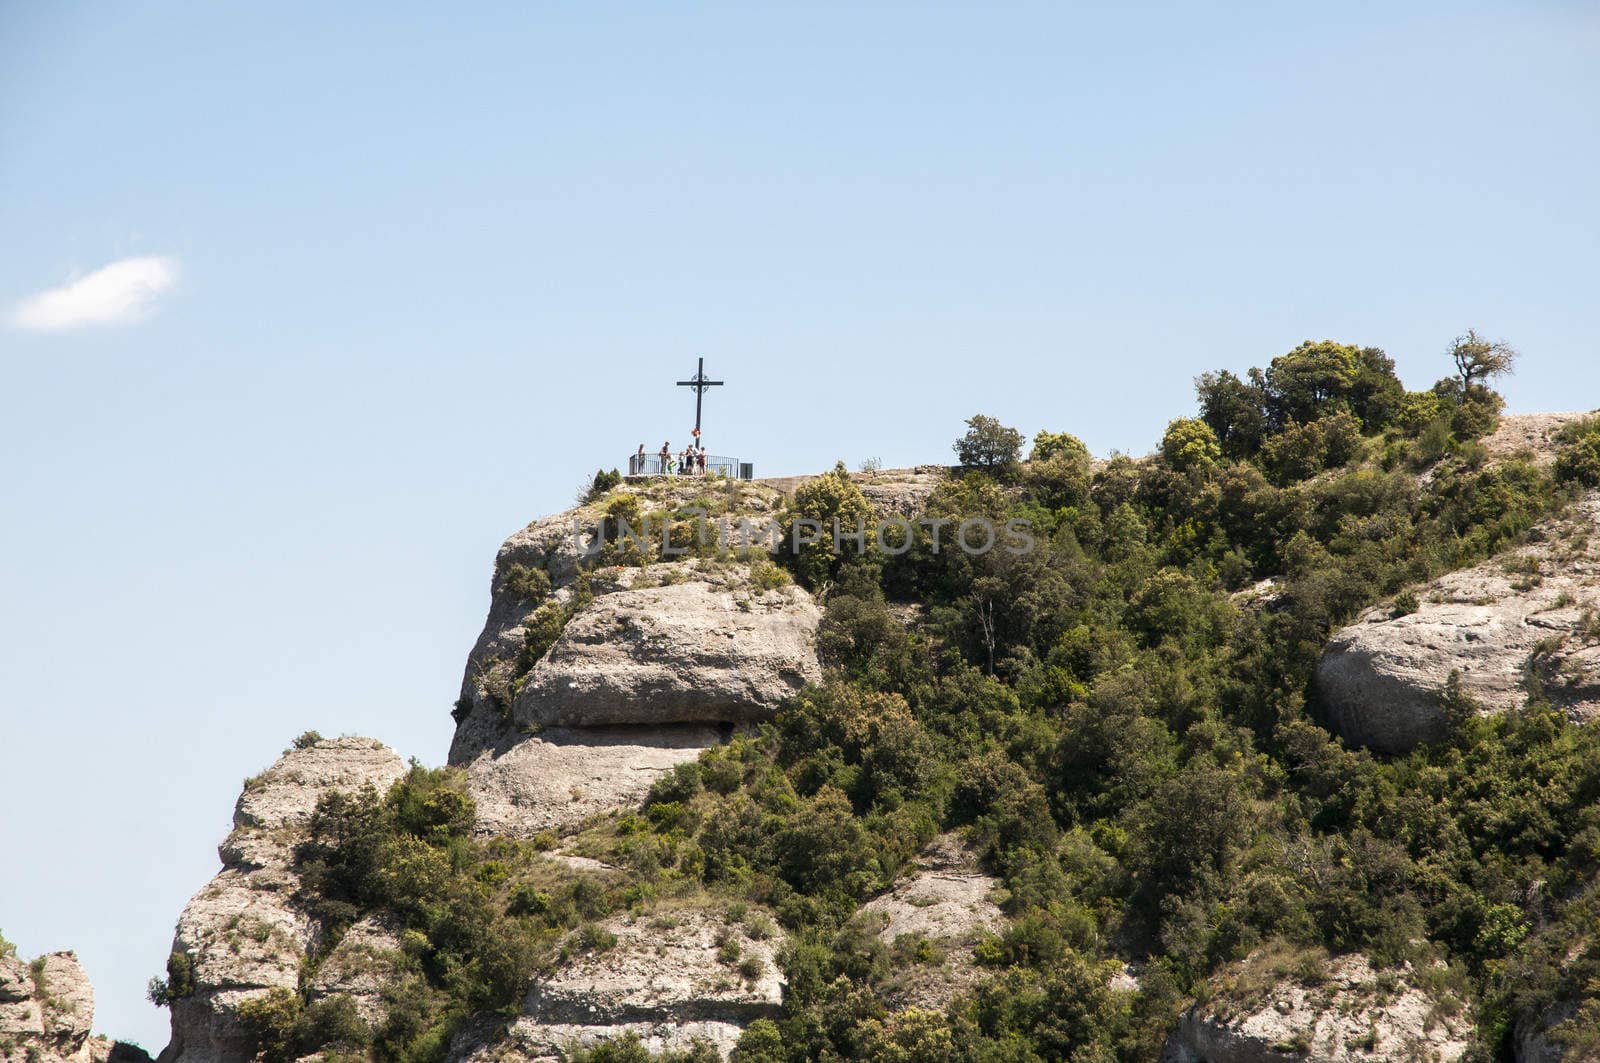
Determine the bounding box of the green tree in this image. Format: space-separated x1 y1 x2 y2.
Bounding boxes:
1029 429 1090 465
953 414 1024 471
1160 417 1223 472
782 462 874 588
1448 328 1517 395
1196 369 1270 458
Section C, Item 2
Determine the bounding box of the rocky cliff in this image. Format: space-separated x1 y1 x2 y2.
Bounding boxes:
144 471 944 1063
0 944 146 1063
158 737 409 1063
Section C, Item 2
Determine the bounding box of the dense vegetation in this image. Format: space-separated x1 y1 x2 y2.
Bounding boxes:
186 335 1600 1062
637 337 1599 1060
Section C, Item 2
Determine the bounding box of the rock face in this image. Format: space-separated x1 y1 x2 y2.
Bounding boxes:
514 580 821 728
159 737 408 1063
450 481 820 763
0 949 103 1063
1162 950 1473 1063
858 833 1004 1010
462 724 722 839
1479 412 1586 468
1317 493 1600 753
484 907 785 1061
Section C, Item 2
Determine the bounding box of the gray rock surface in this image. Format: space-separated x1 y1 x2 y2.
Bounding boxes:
159 737 407 1063
0 949 106 1063
1161 950 1472 1063
450 481 805 762
859 833 1004 1010
1317 493 1600 753
514 580 821 728
462 724 721 838
502 906 785 1061
304 914 403 1027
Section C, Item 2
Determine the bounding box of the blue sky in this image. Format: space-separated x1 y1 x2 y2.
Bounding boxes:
2 0 1597 1047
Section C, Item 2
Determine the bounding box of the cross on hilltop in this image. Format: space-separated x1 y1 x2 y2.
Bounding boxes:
676 357 723 446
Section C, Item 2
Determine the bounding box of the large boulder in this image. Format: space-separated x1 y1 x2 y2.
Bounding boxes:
158 736 407 1063
857 833 1004 1010
513 580 821 728
1162 948 1473 1063
457 905 785 1062
1317 493 1600 753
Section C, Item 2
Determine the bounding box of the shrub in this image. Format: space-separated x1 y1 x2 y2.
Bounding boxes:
498 563 552 602
1555 417 1600 487
748 557 791 591
290 730 324 750
645 762 703 807
573 923 618 954
236 988 303 1063
146 951 195 1007
780 463 874 588
584 468 623 503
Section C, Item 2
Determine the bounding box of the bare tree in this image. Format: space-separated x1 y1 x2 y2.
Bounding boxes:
1449 329 1518 395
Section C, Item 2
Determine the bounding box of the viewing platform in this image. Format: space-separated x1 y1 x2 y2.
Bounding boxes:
626 454 754 480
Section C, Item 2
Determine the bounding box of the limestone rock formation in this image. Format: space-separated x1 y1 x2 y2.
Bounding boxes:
457 906 785 1062
450 479 818 762
159 737 407 1063
1161 949 1473 1063
1317 493 1600 753
514 580 821 728
1 950 90 1063
462 724 722 839
0 947 145 1063
858 833 1003 1010
854 467 946 517
303 915 403 1027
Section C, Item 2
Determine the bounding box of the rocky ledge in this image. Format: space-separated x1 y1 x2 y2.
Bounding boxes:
858 833 1004 1010
1317 492 1600 753
514 578 821 729
1162 948 1473 1063
458 905 785 1062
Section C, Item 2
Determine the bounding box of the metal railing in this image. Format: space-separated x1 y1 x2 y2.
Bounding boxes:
627 454 753 480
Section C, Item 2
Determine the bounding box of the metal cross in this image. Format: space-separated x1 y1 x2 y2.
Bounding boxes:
675 357 724 445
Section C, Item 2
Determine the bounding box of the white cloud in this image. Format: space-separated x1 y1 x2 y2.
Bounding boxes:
12 256 180 331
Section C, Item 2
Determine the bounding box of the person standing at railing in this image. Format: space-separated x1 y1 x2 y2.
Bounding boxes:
696 446 707 476
632 444 646 476
659 442 672 476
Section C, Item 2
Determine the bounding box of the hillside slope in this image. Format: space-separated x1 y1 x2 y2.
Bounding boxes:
131 375 1600 1063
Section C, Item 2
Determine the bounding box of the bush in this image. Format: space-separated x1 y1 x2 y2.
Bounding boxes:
780 462 874 588
585 468 623 502
498 563 552 602
146 951 195 1007
1555 417 1600 487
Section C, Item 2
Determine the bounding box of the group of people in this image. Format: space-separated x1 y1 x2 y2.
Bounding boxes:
631 441 708 477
